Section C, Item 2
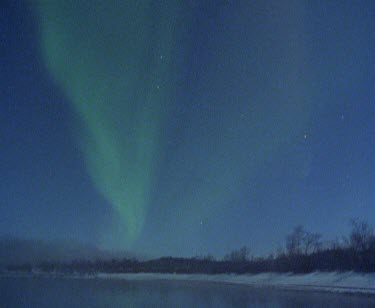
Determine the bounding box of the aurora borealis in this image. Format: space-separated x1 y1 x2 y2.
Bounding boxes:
1 1 374 257
35 1 180 244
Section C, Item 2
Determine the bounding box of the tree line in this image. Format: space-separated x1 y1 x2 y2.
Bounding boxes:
5 219 375 274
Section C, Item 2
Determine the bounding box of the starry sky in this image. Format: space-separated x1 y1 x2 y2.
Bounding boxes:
1 0 374 258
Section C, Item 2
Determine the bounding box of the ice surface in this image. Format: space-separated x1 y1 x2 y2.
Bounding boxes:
95 272 375 295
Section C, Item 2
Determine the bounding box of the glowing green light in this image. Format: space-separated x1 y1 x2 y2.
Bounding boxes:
36 1 179 244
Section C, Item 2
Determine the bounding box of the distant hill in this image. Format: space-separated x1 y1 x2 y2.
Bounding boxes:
0 236 136 266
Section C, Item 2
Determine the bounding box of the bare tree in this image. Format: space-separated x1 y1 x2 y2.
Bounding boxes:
303 232 322 254
224 246 251 262
349 218 374 252
286 225 305 255
286 225 322 255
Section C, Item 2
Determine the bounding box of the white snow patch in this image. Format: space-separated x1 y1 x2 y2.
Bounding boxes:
95 272 375 295
3 270 375 295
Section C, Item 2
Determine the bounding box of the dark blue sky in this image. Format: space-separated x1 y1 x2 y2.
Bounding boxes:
1 1 374 258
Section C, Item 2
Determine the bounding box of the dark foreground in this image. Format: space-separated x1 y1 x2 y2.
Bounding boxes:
1 275 375 308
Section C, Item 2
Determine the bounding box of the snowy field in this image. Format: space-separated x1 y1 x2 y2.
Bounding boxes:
2 271 375 295
94 272 375 295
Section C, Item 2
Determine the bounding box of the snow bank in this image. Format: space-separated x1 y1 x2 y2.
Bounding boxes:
3 270 374 295
95 272 375 295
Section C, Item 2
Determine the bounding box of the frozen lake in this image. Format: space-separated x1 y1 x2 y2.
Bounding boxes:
1 275 375 307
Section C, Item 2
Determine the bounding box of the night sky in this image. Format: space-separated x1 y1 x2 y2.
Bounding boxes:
1 1 374 258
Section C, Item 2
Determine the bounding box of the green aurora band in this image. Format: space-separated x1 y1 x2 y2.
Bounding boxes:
36 1 179 244
34 1 313 253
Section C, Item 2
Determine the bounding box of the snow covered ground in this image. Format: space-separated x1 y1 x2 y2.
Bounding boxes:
2 270 375 295
95 272 375 295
